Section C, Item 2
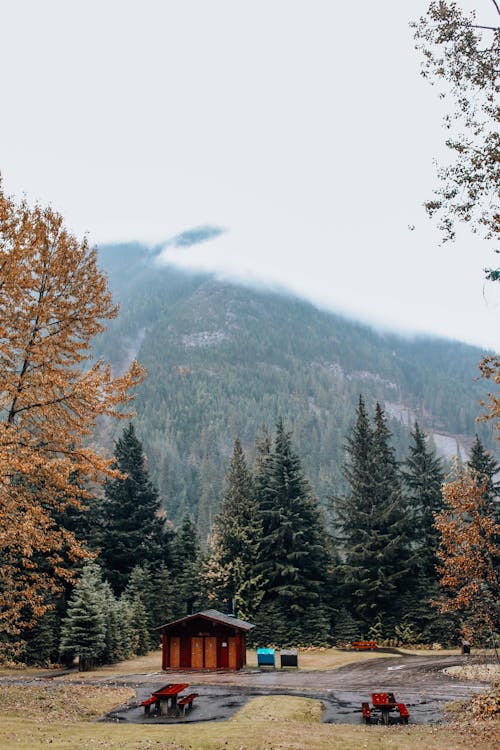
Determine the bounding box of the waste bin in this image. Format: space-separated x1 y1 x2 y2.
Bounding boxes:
257 648 275 669
280 649 298 668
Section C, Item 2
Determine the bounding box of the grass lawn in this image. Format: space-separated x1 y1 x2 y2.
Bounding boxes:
0 688 497 750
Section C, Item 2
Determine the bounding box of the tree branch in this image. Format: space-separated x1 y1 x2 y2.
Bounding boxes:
470 24 500 31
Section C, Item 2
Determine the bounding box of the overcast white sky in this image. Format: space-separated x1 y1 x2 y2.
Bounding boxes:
1 1 499 350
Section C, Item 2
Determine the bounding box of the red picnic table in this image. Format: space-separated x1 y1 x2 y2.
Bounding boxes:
142 683 189 716
361 692 409 725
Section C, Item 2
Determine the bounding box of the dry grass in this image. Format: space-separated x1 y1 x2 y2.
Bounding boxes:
0 687 498 749
0 647 395 680
0 684 134 721
245 646 395 670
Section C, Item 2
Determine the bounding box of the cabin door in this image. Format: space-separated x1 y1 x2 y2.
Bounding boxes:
191 637 204 669
219 639 229 668
228 636 238 669
204 636 217 668
169 636 180 669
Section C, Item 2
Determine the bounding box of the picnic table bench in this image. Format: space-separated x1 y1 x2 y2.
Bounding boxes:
351 640 378 650
177 692 199 716
141 682 190 716
361 692 409 725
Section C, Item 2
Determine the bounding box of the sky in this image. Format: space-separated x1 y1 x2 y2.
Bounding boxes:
1 1 499 351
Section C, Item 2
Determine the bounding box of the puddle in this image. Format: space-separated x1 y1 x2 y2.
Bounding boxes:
107 685 447 726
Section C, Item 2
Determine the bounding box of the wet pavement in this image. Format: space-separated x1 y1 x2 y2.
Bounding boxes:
99 654 490 726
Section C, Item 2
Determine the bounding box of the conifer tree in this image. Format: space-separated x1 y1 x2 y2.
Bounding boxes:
467 435 500 520
123 592 151 656
100 581 126 664
203 439 262 620
59 564 107 671
337 398 411 627
98 424 169 593
254 420 329 645
171 516 202 618
23 606 59 667
402 422 444 581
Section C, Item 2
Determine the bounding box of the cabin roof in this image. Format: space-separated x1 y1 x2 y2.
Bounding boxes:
155 608 255 632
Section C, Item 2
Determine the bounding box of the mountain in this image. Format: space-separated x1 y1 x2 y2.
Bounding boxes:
94 240 496 537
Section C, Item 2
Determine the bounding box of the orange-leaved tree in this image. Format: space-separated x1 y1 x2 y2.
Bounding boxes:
434 466 499 640
478 356 500 439
0 182 145 635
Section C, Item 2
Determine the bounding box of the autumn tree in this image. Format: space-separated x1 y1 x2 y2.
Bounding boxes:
0 183 144 634
412 1 499 273
434 466 499 640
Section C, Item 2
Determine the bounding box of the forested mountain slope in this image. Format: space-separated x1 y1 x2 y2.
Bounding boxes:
95 240 496 537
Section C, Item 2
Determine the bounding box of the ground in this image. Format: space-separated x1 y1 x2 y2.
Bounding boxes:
0 648 498 749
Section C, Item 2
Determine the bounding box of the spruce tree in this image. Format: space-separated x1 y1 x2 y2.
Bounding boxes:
59 564 107 671
467 435 500 519
372 404 413 599
122 566 155 655
402 422 444 582
171 516 202 618
203 439 262 620
23 606 59 666
337 398 411 628
100 581 126 664
254 420 329 645
98 424 170 594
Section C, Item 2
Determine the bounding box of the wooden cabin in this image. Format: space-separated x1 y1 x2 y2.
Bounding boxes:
156 609 255 671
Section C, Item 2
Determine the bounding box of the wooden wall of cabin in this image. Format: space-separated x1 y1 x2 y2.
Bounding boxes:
161 627 247 670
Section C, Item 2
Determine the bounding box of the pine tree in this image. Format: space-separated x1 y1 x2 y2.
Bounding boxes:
98 424 170 594
100 581 125 665
337 398 411 628
467 435 500 521
124 593 151 656
23 606 60 667
59 564 107 671
171 516 202 618
402 422 444 581
123 564 171 651
254 420 330 645
145 563 175 639
332 606 362 645
203 439 263 620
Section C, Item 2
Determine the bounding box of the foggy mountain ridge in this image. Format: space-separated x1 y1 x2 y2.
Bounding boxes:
94 240 494 535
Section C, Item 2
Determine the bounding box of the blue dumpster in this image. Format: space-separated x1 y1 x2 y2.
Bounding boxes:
257 647 275 669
